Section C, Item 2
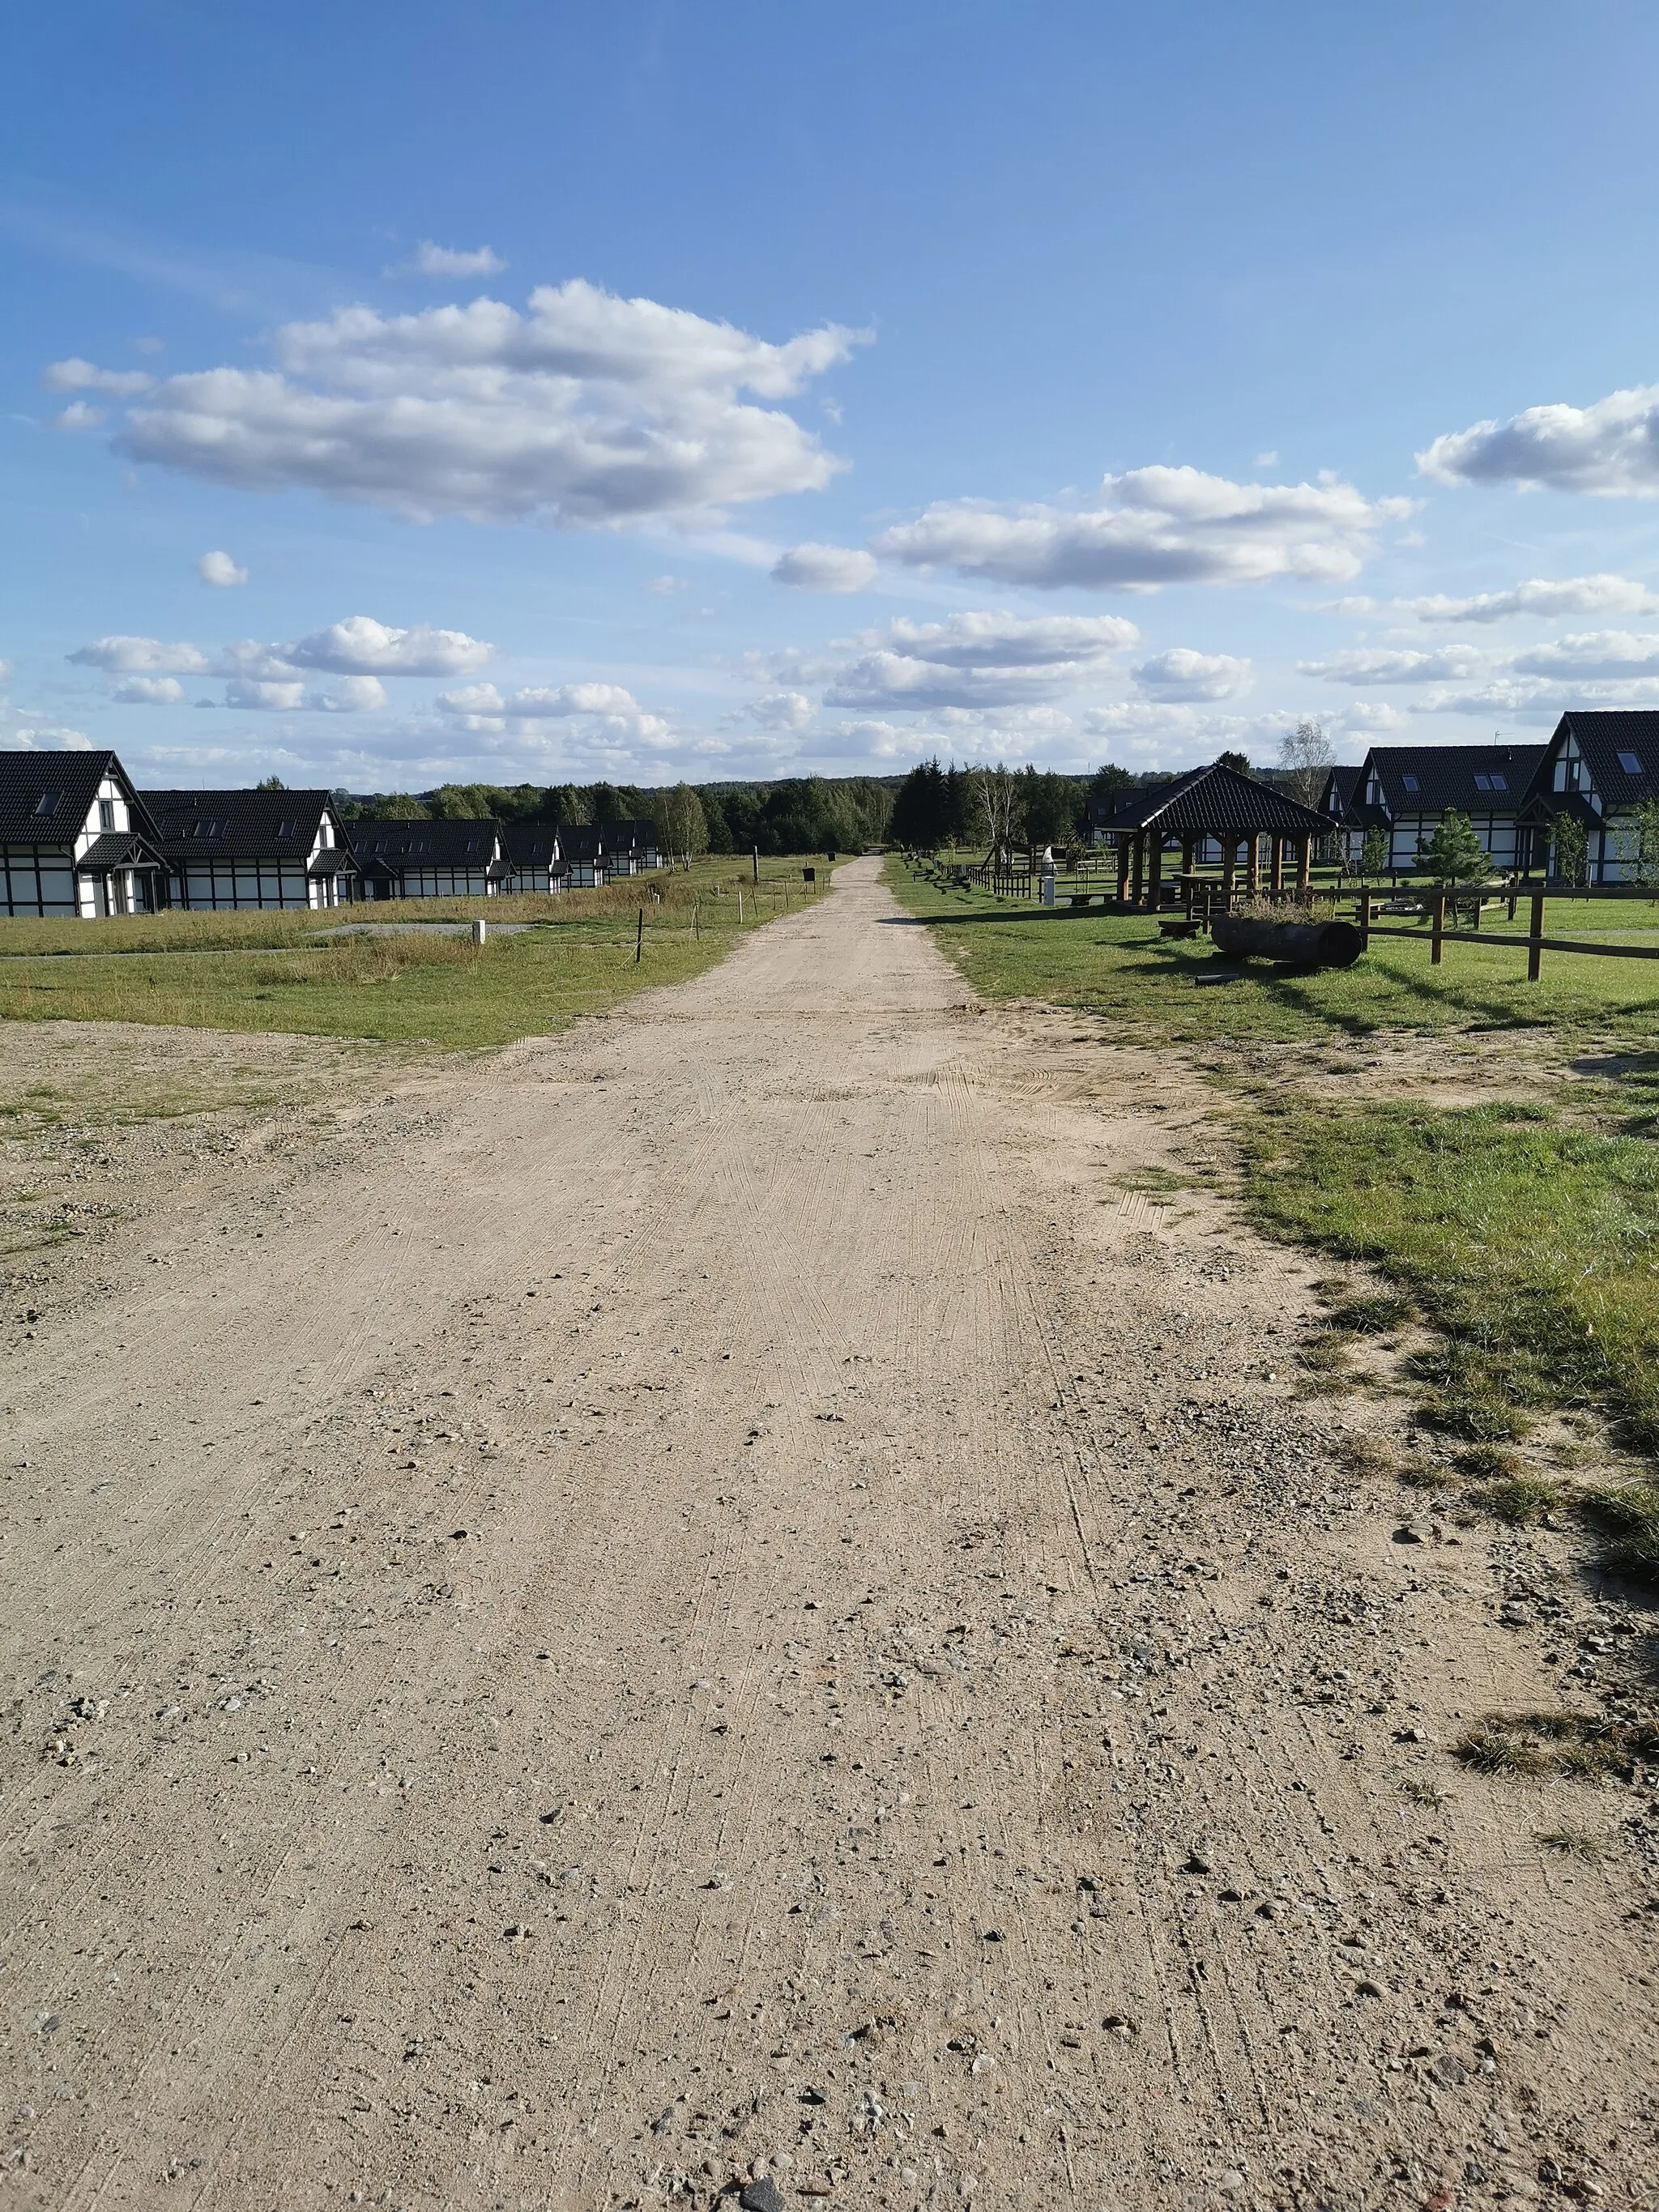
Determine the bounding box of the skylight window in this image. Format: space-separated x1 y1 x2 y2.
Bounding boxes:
33 792 61 816
192 820 222 838
1401 774 1420 794
1473 772 1508 793
1618 750 1644 774
277 818 296 837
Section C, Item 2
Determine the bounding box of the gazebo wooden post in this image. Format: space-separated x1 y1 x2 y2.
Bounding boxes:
1116 834 1132 903
1294 834 1312 900
1130 833 1145 907
1246 833 1261 894
1221 838 1239 903
1269 837 1285 897
1145 834 1164 910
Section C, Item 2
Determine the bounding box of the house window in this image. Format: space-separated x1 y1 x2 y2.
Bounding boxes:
99 799 116 829
192 820 223 838
1618 750 1644 774
34 792 61 816
1472 773 1508 793
1401 775 1420 794
277 818 296 837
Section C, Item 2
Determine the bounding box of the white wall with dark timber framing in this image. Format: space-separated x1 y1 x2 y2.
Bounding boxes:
2 771 145 918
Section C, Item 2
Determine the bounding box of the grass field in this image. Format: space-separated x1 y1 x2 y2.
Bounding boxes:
0 855 823 1049
886 854 1659 1562
885 855 1659 1049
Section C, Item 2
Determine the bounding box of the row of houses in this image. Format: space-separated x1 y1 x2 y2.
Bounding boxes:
1316 711 1659 884
0 752 662 919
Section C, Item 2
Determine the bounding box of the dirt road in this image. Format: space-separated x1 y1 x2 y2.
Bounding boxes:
4 858 1655 2212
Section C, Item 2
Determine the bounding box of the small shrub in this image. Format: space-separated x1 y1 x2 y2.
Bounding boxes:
1535 1828 1603 1860
1456 1443 1523 1479
1473 1474 1564 1527
1580 1481 1659 1585
1401 1778 1446 1809
1455 1723 1547 1777
1340 1434 1397 1479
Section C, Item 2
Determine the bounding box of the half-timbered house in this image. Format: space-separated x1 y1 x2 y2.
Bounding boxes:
1341 743 1544 874
1519 711 1659 884
143 788 356 910
0 750 164 918
348 818 509 899
500 821 567 894
1317 765 1365 866
598 820 661 876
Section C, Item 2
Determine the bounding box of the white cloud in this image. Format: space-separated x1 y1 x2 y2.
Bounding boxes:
740 691 815 731
394 241 507 279
825 650 1092 711
437 680 641 721
1298 645 1494 684
1132 647 1253 701
43 357 153 396
55 402 104 431
65 279 867 528
224 677 306 710
1510 629 1659 680
771 542 879 592
314 675 387 712
645 573 686 595
70 634 211 674
865 612 1137 667
1394 574 1659 622
113 676 184 704
874 466 1409 591
288 615 493 676
198 548 248 586
1339 701 1408 732
1418 381 1659 496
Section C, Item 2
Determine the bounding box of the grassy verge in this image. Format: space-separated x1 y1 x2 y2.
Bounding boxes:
885 855 1659 1048
0 856 823 1049
885 855 1659 1575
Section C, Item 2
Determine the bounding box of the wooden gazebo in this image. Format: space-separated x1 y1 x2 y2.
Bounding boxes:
1095 762 1331 909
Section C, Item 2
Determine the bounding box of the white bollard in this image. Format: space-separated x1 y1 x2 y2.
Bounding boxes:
472 918 488 946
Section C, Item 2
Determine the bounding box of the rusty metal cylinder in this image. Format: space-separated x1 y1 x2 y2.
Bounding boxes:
1209 914 1364 969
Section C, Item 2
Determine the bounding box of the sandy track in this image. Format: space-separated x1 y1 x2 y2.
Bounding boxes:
2 859 1655 2212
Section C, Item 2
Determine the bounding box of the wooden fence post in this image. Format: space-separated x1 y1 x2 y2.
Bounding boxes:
1358 887 1371 952
1431 892 1445 965
1528 889 1546 982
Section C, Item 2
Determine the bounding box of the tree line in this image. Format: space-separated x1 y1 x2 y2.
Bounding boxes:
330 775 898 858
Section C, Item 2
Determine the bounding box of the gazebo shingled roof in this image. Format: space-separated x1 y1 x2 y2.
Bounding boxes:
1094 761 1329 838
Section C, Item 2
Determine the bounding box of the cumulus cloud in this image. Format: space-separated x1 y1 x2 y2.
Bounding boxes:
313 675 387 711
394 241 507 279
198 548 248 586
55 401 104 431
865 612 1137 667
44 358 153 396
70 635 211 674
60 279 868 528
112 676 184 705
1132 648 1253 701
1418 382 1659 496
874 466 1408 592
437 680 642 730
287 615 493 676
1393 574 1659 623
224 677 306 710
771 542 879 592
1298 645 1494 685
1509 629 1659 680
740 691 815 732
815 607 1139 713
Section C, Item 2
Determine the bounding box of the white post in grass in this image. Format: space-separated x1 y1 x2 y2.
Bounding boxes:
472 918 487 946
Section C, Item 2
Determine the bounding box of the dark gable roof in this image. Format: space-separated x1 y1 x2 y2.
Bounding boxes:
1094 761 1329 837
600 818 655 846
1354 744 1544 818
1542 712 1659 803
500 822 562 866
143 788 335 861
75 831 163 872
349 816 505 869
561 825 603 862
1320 765 1364 816
0 749 142 844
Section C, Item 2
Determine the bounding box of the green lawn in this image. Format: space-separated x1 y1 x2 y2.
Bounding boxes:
885 856 1659 1049
886 855 1659 1555
0 856 824 1049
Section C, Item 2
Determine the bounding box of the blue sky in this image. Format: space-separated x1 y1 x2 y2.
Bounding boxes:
11 0 1659 791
